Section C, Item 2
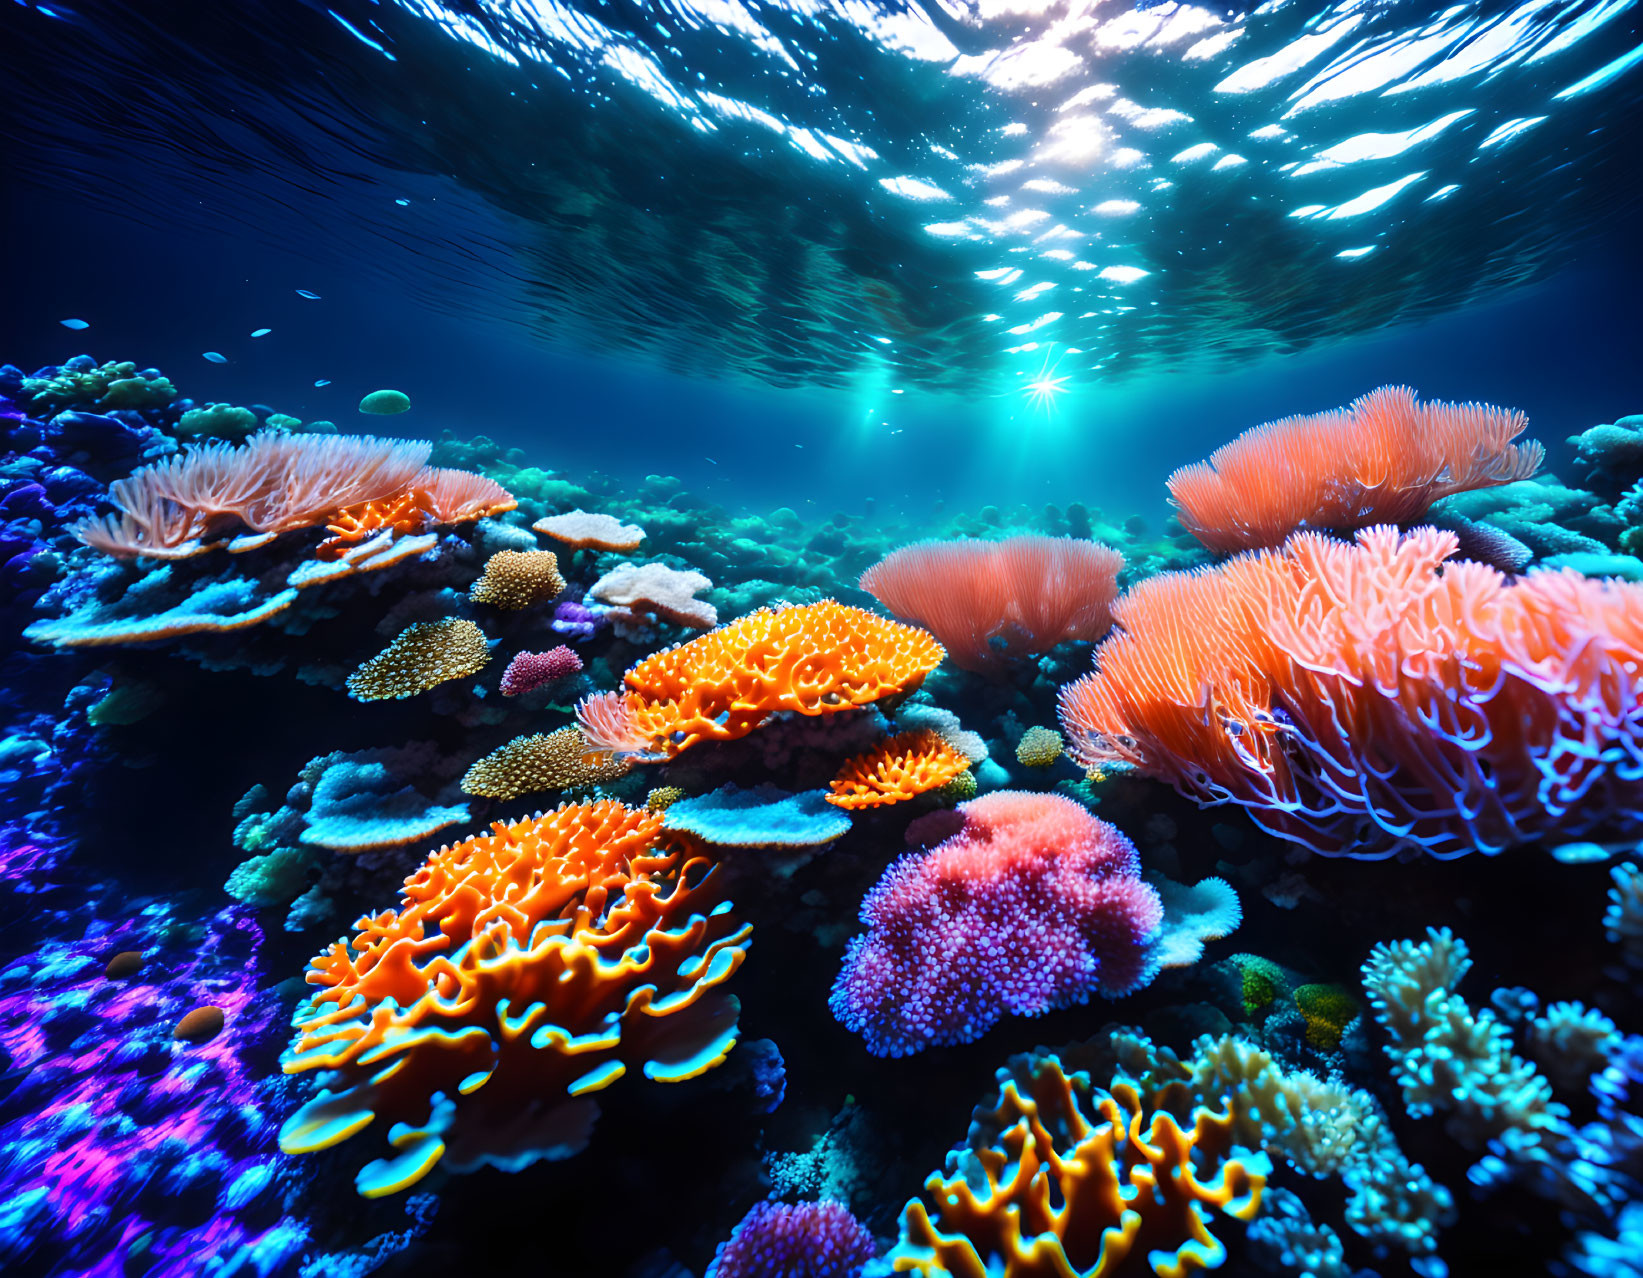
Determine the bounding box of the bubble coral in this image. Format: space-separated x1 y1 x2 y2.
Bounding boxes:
860 535 1124 672
1014 725 1064 768
347 617 491 701
533 509 645 551
889 1050 1265 1277
279 799 751 1196
1168 386 1544 554
577 601 944 761
460 727 631 800
499 646 583 696
827 730 970 810
830 791 1163 1057
1058 525 1643 859
468 549 566 610
707 1200 875 1278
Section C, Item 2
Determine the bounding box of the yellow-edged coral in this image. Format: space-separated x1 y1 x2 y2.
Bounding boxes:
1295 983 1359 1051
892 1051 1265 1277
827 730 970 810
279 799 751 1196
577 600 944 760
468 549 566 610
646 786 686 812
1015 725 1064 768
347 618 491 701
461 727 631 800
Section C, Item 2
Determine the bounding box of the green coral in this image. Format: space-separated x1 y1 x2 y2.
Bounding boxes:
178 402 259 438
936 769 977 804
1231 953 1289 1016
1295 983 1359 1051
21 360 177 411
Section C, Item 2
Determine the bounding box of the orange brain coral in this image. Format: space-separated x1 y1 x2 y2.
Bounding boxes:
75 430 515 559
828 730 970 809
1167 386 1544 554
577 600 945 760
278 799 751 1196
891 1053 1265 1277
1058 525 1643 859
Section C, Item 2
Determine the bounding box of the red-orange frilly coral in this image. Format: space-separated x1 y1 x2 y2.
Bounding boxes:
278 799 750 1196
1058 524 1643 858
577 600 945 761
1167 386 1543 554
828 730 970 809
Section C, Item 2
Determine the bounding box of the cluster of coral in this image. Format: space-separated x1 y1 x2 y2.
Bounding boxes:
4 355 1642 1278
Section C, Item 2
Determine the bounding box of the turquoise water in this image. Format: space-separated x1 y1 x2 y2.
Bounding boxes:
3 1 1643 1276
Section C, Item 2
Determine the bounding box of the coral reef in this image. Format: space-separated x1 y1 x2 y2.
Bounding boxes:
707 1200 875 1278
827 730 970 809
348 618 492 700
468 548 565 609
499 645 583 695
460 726 631 800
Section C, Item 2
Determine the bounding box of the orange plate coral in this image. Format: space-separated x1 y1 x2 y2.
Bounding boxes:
577 600 945 760
1057 524 1643 859
827 730 969 809
278 799 751 1197
1167 386 1543 554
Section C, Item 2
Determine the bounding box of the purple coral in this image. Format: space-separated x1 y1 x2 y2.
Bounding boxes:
706 1200 874 1278
499 645 584 696
830 791 1163 1057
550 597 602 641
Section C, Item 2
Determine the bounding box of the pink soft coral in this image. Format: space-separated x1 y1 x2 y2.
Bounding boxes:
829 791 1162 1056
499 646 584 697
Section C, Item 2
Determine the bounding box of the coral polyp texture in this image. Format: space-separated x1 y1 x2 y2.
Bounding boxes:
468 548 566 609
74 430 513 559
279 799 751 1197
1014 724 1064 768
532 509 645 550
860 534 1124 672
1058 524 1643 858
499 645 584 695
347 617 492 701
460 726 632 800
830 791 1163 1056
827 730 970 809
889 1050 1266 1278
1167 386 1544 553
706 1200 876 1278
577 600 945 760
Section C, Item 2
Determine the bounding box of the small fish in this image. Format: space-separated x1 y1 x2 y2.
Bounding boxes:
394 198 410 206
705 457 718 464
296 289 321 300
794 443 803 449
59 318 90 330
251 327 272 337
202 351 227 364
314 379 331 387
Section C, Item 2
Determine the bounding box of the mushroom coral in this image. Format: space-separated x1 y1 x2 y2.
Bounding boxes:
1168 386 1543 554
577 600 944 761
827 730 970 809
860 535 1123 672
1058 525 1643 859
279 799 751 1197
889 1050 1265 1277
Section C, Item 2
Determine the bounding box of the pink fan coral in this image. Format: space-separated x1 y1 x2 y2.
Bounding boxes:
500 646 584 696
1167 386 1543 554
860 535 1123 672
830 791 1162 1056
1058 525 1643 858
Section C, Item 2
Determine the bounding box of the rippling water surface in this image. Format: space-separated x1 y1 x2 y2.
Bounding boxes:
6 0 1641 394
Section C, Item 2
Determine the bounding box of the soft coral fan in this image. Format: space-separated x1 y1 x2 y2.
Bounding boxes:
1060 525 1643 858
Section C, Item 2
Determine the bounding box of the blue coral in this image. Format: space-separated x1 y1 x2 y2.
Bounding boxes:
707 1200 875 1278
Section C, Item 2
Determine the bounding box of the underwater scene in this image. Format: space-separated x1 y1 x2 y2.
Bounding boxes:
5 0 1643 1275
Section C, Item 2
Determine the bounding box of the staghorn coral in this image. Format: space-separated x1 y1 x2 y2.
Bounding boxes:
347 617 491 701
460 727 631 800
826 730 969 810
1168 386 1543 553
577 600 944 761
499 645 583 696
1059 525 1643 859
707 1200 874 1278
1014 725 1064 768
588 560 717 629
830 792 1162 1057
889 1050 1265 1277
532 509 645 550
860 534 1123 672
468 549 565 610
279 800 751 1196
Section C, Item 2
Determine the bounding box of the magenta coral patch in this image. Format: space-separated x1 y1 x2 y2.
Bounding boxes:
830 790 1163 1057
499 646 583 696
706 1200 875 1278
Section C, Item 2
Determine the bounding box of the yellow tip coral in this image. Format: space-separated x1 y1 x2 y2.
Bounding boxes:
347 618 490 701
